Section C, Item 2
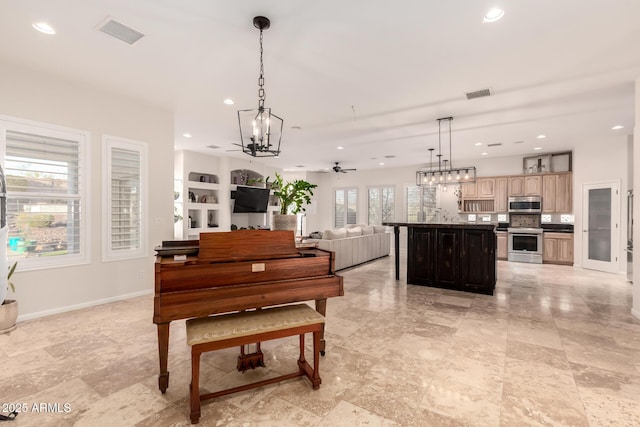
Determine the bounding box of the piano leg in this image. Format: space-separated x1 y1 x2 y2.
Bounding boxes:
315 299 327 356
157 322 170 393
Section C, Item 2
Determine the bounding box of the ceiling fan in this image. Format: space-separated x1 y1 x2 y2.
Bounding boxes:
332 162 357 173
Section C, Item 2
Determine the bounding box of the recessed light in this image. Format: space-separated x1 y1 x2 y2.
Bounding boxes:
534 147 543 151
32 22 56 35
223 98 234 105
536 134 546 139
183 133 192 138
481 152 488 156
379 162 384 166
337 146 344 150
474 142 483 146
483 8 504 23
611 125 624 130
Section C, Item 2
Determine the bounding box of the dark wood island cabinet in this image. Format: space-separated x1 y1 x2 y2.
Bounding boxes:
384 223 496 295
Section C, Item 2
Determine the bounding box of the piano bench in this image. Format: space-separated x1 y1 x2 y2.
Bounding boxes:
186 304 325 424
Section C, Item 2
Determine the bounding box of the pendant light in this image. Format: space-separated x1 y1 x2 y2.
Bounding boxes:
237 16 283 157
416 117 476 186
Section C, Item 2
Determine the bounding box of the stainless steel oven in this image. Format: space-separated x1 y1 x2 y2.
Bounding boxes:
508 227 543 264
508 196 542 213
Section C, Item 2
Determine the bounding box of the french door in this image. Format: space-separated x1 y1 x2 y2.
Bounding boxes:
582 181 620 273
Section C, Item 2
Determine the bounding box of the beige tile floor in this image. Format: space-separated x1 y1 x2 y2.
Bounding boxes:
1 258 639 426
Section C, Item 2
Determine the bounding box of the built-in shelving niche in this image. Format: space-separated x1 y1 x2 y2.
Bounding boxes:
184 172 220 239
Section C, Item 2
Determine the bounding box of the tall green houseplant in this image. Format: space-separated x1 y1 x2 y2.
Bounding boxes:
271 172 317 215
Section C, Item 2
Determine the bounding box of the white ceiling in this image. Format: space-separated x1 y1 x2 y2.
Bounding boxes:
1 1 638 172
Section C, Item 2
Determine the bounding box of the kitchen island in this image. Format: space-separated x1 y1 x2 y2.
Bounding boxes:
384 223 496 295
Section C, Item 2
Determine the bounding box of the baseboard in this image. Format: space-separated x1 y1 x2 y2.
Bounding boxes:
16 289 153 322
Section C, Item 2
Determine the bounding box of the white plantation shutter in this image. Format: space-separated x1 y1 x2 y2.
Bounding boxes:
334 190 345 228
334 187 358 228
368 185 395 225
347 189 357 225
103 136 147 260
406 186 436 222
2 122 89 269
406 186 421 222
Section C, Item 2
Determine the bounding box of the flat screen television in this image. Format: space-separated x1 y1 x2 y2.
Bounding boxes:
232 186 270 213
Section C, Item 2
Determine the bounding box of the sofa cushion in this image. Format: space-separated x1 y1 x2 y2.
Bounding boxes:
373 225 387 234
324 228 347 240
362 226 374 235
346 227 362 237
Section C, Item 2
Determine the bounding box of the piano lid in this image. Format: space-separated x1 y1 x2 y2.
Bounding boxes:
198 230 300 262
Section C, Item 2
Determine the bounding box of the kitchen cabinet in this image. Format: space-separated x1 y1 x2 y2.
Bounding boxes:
477 177 495 198
543 232 573 265
508 176 524 196
555 173 572 212
495 177 508 212
524 175 542 196
496 231 508 260
509 175 541 196
461 181 477 198
542 172 573 213
542 174 557 213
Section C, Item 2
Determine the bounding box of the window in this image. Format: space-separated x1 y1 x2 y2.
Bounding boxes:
1 118 89 269
368 185 395 225
334 188 357 228
406 185 436 222
102 135 147 261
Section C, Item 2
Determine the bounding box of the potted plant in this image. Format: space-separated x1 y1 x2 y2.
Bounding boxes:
0 262 18 334
269 172 317 231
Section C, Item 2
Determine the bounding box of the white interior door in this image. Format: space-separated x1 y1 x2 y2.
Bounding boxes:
582 182 620 273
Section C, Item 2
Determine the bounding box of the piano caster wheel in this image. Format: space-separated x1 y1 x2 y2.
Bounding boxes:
320 350 325 356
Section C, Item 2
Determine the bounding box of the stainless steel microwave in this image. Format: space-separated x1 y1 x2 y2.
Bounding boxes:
508 196 542 213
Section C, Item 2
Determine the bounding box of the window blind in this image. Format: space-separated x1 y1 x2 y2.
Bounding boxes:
4 128 85 264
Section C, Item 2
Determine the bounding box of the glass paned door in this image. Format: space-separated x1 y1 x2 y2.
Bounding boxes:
588 188 611 262
582 182 619 273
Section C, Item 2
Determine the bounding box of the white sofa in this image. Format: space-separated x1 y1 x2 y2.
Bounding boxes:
312 224 391 270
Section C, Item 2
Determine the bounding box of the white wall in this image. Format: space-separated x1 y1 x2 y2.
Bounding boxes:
0 60 174 320
573 133 629 272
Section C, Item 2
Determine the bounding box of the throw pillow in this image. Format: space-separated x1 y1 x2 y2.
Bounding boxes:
346 227 362 237
324 228 347 240
373 225 387 234
362 226 374 235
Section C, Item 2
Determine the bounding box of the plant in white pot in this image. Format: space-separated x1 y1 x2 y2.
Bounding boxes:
270 172 317 231
0 262 18 334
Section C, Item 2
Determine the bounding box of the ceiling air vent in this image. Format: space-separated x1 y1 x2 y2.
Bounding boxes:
97 17 144 45
465 88 491 100
206 145 220 150
487 143 502 147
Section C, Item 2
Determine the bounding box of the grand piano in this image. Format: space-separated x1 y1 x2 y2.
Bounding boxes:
153 230 344 393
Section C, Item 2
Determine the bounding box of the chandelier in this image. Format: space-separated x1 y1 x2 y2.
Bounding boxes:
416 117 476 187
237 16 283 157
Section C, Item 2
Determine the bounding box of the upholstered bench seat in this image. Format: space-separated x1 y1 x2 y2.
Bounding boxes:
187 304 325 424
